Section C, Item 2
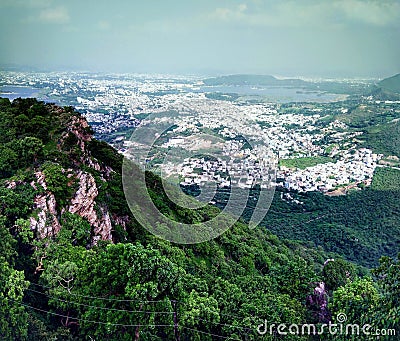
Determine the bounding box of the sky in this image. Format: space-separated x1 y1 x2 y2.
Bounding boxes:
0 0 399 77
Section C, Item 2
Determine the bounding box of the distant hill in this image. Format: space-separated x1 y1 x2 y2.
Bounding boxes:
369 86 400 101
203 74 307 87
379 73 400 93
203 74 372 95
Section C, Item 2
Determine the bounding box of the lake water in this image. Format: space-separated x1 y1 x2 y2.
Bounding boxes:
0 83 347 105
0 85 42 101
198 85 346 103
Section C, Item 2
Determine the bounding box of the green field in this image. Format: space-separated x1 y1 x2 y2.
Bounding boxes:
363 120 400 158
279 156 334 169
371 166 400 191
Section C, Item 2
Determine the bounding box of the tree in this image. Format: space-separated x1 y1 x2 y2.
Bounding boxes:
17 136 44 167
0 257 30 340
372 254 400 331
180 290 220 340
0 147 17 178
59 212 91 246
0 217 17 263
322 258 355 291
330 277 379 326
0 223 30 340
38 242 185 340
42 162 73 207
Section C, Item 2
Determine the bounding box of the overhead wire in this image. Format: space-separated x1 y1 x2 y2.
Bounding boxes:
26 287 175 315
24 286 258 338
9 298 174 329
180 326 242 340
29 282 172 303
11 297 250 340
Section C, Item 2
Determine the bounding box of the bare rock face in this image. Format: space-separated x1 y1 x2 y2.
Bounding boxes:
6 180 18 190
65 114 116 241
113 214 130 229
27 110 121 244
29 169 113 244
61 112 113 181
29 171 61 238
86 157 101 171
306 261 333 324
68 171 98 218
68 171 112 244
68 115 92 152
92 207 112 244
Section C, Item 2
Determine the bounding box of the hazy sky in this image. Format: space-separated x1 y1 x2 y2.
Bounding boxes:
0 0 399 77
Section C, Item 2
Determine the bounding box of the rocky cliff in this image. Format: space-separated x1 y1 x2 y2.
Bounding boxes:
1 98 130 245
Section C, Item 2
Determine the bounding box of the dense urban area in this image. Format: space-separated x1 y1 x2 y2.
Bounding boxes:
2 71 399 197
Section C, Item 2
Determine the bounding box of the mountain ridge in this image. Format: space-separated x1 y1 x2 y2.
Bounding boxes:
379 73 400 93
202 74 373 95
0 97 398 340
203 74 307 87
0 97 329 339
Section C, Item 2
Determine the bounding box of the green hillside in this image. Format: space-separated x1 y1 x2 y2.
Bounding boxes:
0 98 398 340
364 120 400 157
379 73 400 93
203 74 372 95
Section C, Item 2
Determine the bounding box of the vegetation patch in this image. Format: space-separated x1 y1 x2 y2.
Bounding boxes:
371 166 400 191
279 156 335 169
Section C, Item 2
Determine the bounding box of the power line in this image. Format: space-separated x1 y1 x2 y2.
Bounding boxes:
28 283 260 326
28 284 259 322
181 326 241 340
27 284 258 338
11 298 249 339
268 212 347 230
216 310 258 322
11 298 175 329
194 316 254 332
27 287 255 331
13 292 257 339
29 282 173 303
26 287 175 315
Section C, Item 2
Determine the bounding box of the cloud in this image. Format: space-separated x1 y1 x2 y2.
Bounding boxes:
334 0 400 26
212 3 248 21
38 6 70 24
0 0 53 8
97 20 111 31
27 0 53 8
208 0 400 28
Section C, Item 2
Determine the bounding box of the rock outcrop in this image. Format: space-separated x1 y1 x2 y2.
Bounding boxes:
60 110 113 180
306 281 331 323
9 104 130 244
68 171 112 243
29 171 62 238
29 169 114 243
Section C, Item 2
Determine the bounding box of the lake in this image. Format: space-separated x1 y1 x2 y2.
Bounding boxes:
198 85 347 103
0 85 42 101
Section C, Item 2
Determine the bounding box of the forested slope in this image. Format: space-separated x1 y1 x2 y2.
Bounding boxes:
0 98 398 340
